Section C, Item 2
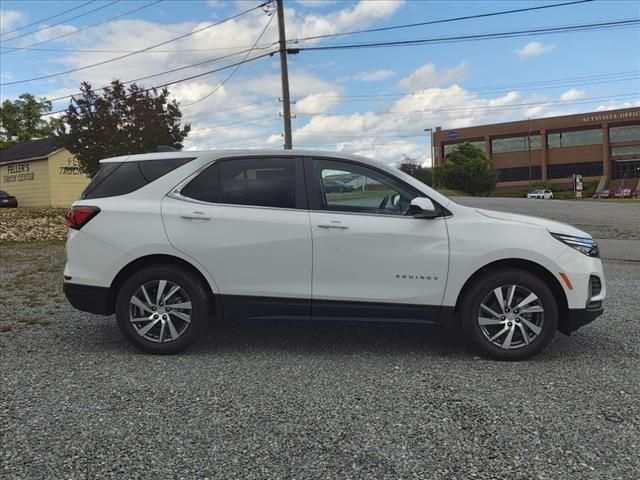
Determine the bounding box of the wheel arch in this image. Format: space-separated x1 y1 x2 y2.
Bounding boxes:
453 258 569 332
107 254 220 318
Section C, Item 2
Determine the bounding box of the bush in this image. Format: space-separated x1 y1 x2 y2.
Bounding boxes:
439 143 497 196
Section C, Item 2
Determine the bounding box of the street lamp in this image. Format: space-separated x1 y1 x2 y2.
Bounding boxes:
424 128 435 187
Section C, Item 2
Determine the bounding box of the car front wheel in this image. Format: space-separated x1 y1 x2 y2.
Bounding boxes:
115 265 209 354
460 269 559 360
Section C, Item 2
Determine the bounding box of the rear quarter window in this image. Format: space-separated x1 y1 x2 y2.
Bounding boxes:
82 157 195 199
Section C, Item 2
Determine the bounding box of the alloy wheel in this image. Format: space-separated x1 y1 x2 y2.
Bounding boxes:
477 284 545 350
128 280 192 343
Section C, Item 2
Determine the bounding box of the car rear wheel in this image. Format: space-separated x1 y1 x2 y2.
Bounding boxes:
460 269 558 360
115 265 209 354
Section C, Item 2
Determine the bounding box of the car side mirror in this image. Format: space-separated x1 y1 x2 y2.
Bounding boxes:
409 197 439 219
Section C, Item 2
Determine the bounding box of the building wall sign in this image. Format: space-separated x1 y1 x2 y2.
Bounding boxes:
582 109 640 123
59 158 82 176
2 162 35 183
448 131 458 138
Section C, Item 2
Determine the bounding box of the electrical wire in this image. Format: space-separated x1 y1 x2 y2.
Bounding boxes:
0 1 271 86
290 0 594 43
41 50 278 117
293 19 640 52
1 1 164 54
295 92 639 116
1 1 121 43
0 1 96 37
182 10 276 107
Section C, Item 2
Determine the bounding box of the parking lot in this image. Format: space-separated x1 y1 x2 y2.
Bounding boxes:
1 199 639 480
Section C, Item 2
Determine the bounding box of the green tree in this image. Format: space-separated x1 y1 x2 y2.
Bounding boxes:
56 80 191 177
399 155 435 186
0 93 59 147
439 142 497 196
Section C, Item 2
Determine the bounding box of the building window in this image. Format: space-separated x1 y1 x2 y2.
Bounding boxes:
497 166 541 182
492 135 541 153
611 145 640 157
613 161 640 179
444 140 485 157
610 125 640 143
548 162 603 179
548 128 602 148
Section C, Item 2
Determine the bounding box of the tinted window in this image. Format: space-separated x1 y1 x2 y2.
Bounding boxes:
180 163 220 203
548 162 603 179
313 159 417 216
492 135 541 153
548 129 602 148
444 140 485 157
82 158 195 199
181 157 299 209
497 166 541 182
610 125 640 143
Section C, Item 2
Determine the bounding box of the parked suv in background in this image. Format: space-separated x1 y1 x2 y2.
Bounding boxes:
527 189 553 199
64 151 605 360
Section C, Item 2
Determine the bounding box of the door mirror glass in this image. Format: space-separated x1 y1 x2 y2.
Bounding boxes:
409 197 438 219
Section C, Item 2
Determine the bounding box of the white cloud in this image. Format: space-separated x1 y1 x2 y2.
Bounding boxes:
560 88 586 101
517 41 555 58
296 0 339 6
206 0 222 6
34 24 78 42
295 91 341 113
351 69 395 82
0 9 25 34
595 98 640 112
396 62 467 92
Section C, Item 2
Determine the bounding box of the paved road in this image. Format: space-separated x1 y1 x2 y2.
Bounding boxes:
1 238 639 479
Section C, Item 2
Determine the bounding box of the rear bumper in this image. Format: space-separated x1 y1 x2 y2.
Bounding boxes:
558 306 604 335
63 282 113 315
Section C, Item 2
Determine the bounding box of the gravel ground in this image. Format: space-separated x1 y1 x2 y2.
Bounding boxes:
1 200 639 479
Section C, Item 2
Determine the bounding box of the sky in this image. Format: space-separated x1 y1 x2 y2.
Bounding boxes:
0 0 639 166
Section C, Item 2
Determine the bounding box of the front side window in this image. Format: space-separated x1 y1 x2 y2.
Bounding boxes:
313 159 417 216
181 157 300 209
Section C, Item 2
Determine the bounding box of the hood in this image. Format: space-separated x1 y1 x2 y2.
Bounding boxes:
476 208 591 238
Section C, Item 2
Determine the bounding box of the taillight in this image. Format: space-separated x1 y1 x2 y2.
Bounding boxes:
65 206 100 230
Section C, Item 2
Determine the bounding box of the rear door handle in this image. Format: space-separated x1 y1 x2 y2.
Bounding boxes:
317 222 349 230
180 211 211 220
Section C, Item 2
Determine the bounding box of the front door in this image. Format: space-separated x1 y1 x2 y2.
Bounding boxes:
162 156 312 319
306 157 449 321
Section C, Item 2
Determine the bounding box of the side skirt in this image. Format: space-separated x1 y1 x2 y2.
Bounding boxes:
220 294 454 325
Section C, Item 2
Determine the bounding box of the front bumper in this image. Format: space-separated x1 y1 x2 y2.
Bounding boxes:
63 282 113 315
558 306 604 335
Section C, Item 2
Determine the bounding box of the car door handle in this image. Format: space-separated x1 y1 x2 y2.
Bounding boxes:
180 211 211 220
317 222 349 230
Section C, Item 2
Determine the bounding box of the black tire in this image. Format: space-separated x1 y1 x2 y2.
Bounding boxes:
115 265 210 354
460 269 558 361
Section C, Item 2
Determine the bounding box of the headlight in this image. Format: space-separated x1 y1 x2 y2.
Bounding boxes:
551 232 599 257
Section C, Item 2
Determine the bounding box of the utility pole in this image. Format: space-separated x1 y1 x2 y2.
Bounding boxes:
276 0 293 149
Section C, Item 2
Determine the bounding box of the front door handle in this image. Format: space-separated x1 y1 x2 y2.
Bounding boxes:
317 222 349 230
180 211 211 220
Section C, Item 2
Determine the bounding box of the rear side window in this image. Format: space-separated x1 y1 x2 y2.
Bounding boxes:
82 158 195 199
181 157 303 209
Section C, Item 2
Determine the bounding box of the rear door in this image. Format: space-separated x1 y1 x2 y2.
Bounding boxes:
162 156 312 319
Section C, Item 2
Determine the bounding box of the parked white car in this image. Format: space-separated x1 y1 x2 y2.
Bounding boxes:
527 189 554 199
64 150 605 360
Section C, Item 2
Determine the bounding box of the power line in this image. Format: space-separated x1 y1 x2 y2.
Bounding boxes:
45 46 275 104
1 1 121 43
182 7 276 107
292 18 640 52
0 1 270 86
0 1 96 37
0 44 275 54
296 92 640 116
290 0 593 43
41 50 277 117
1 1 164 54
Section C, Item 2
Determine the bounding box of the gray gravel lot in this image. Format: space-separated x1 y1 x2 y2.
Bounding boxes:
452 197 640 241
1 199 639 480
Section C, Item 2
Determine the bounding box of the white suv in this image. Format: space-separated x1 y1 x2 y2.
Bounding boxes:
64 150 605 360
